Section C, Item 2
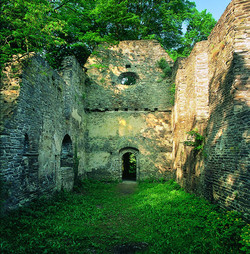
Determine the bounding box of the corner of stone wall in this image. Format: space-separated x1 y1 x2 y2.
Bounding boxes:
173 41 209 195
59 55 87 180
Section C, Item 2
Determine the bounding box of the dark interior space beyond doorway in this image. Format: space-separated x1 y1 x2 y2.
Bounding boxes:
122 152 136 180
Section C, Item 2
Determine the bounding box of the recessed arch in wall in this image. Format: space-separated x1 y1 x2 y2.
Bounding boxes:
60 134 73 168
118 72 139 85
21 133 39 187
23 133 30 154
60 134 75 191
119 147 139 181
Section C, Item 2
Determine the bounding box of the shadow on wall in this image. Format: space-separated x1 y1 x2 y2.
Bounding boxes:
180 52 250 220
21 133 39 195
60 134 75 191
0 168 6 216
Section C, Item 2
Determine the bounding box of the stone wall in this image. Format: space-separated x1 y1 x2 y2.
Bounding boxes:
0 55 86 211
84 40 174 180
173 0 250 219
85 40 174 111
172 40 209 194
85 111 172 180
205 0 250 219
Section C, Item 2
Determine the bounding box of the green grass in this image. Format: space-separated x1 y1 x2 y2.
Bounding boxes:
0 180 249 253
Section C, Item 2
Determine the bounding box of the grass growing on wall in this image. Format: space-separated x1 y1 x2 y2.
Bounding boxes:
0 180 249 253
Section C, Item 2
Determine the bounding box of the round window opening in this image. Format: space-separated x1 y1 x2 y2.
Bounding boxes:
118 72 139 85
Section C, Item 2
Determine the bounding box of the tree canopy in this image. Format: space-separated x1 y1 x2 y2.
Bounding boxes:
0 0 217 70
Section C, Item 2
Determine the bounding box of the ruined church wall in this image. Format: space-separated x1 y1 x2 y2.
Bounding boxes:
173 0 250 219
0 56 86 211
205 0 250 218
85 40 174 111
173 40 209 194
84 40 174 180
85 111 173 180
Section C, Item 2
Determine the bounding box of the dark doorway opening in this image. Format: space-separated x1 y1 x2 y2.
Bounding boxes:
122 152 136 181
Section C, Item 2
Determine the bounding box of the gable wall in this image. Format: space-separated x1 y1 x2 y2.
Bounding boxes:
84 40 174 180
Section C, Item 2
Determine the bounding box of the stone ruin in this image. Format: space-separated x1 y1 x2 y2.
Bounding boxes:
0 0 249 220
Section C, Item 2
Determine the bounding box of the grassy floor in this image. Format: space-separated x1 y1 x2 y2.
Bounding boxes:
0 180 249 253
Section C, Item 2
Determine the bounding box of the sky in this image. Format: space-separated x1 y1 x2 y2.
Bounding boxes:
193 0 232 20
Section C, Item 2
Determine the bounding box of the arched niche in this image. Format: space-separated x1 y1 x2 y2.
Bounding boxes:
119 147 139 181
60 134 74 191
21 133 39 187
60 134 73 168
23 133 30 154
118 72 139 85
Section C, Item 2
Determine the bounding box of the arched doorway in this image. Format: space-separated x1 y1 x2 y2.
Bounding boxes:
120 147 139 181
122 152 137 180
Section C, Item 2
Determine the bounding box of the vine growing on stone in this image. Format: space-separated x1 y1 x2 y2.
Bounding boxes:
184 129 205 151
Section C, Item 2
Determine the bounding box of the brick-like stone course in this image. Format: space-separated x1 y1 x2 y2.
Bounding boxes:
173 0 250 220
0 55 86 212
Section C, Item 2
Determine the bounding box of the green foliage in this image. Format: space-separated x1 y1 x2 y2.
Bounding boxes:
89 64 108 69
0 0 66 70
205 211 246 252
169 83 176 106
240 224 250 253
184 129 205 151
157 58 172 78
180 9 217 56
129 153 136 174
0 181 248 253
81 92 86 101
100 78 105 83
0 0 217 72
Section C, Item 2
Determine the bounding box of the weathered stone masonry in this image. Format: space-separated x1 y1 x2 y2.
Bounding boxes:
0 0 249 219
173 0 250 219
84 40 174 180
0 55 87 211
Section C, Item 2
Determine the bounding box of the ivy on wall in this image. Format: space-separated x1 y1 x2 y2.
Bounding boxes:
184 129 205 151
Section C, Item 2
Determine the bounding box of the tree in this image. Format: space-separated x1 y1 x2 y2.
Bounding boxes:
0 0 217 71
0 0 66 69
179 9 217 56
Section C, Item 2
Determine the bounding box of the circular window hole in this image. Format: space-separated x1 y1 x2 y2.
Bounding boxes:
118 72 139 85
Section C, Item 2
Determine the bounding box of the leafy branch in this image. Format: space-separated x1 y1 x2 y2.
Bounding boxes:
184 130 205 151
